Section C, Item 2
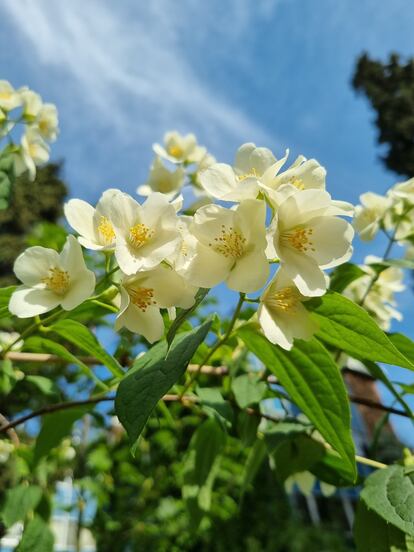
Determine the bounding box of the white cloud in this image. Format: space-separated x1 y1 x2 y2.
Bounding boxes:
1 0 282 150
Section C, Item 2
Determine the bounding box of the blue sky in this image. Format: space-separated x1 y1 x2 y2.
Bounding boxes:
1 0 414 442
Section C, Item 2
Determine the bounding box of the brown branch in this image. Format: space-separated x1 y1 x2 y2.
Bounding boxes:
0 412 20 446
348 395 410 417
4 352 411 421
0 394 200 433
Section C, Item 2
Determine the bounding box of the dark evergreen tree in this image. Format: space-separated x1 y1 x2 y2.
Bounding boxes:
0 163 67 286
353 53 414 178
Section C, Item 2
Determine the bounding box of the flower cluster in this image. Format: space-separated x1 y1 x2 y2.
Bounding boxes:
354 177 414 244
137 131 216 199
0 80 59 180
343 255 405 331
9 136 355 349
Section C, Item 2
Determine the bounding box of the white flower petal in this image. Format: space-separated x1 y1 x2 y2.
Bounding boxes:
9 287 60 318
227 250 269 293
60 270 95 311
14 246 60 286
116 304 164 343
64 199 97 243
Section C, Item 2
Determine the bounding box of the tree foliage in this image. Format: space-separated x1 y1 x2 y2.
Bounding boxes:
353 53 414 177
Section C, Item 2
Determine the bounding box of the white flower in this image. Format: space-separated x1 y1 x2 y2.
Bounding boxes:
153 131 205 164
390 176 414 203
0 441 14 464
260 154 327 207
0 80 22 111
168 215 198 277
137 156 185 198
0 331 23 352
184 199 269 293
267 189 354 296
199 142 278 202
13 127 50 181
111 192 181 275
258 268 318 350
64 189 121 251
353 192 391 241
115 265 197 343
36 103 59 142
19 87 42 119
9 235 95 318
343 255 405 331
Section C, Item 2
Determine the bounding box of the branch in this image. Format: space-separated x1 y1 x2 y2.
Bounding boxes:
0 412 20 446
4 354 411 418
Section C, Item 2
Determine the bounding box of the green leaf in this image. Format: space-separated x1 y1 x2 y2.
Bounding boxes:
389 333 414 366
237 411 260 446
2 484 42 527
307 292 413 370
239 327 357 481
361 465 414 537
0 285 15 318
329 262 367 293
241 438 267 497
196 386 233 427
50 319 124 377
311 448 362 487
34 406 91 462
24 336 107 391
24 375 60 397
0 359 17 395
354 500 412 552
17 516 54 552
115 319 212 453
272 434 325 482
193 418 226 486
166 287 209 347
231 373 267 409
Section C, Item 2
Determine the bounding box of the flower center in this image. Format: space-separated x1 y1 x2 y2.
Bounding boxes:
266 287 301 313
283 227 315 253
168 144 184 158
97 216 115 245
129 223 153 249
128 286 156 312
210 225 246 258
237 167 258 182
0 91 12 101
42 267 70 295
38 118 50 135
288 176 305 190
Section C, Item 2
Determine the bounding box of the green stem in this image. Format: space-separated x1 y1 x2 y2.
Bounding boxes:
179 293 245 398
90 299 118 313
355 454 387 470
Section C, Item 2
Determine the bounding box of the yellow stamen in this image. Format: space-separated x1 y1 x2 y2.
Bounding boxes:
287 176 305 190
210 225 246 258
97 216 115 245
237 167 258 182
42 267 70 295
129 223 153 249
0 92 12 101
283 227 315 253
38 119 49 135
168 144 184 158
266 286 301 313
128 286 156 312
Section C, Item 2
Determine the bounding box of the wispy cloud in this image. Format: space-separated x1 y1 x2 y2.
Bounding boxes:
1 0 282 151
